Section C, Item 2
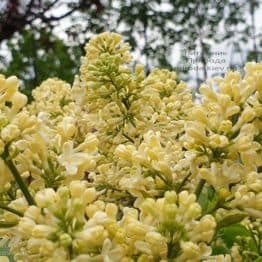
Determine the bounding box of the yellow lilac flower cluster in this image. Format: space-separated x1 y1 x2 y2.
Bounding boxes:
12 181 125 262
0 33 261 262
134 191 216 261
30 78 73 116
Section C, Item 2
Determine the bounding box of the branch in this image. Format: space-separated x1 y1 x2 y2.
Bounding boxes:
0 0 104 43
42 0 60 12
2 146 36 206
41 6 79 22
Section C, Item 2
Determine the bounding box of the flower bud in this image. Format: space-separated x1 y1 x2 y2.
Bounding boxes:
164 191 177 204
70 181 86 198
35 188 56 208
209 134 229 148
59 233 72 247
85 204 99 218
83 187 96 204
105 203 118 218
1 124 20 142
219 120 232 133
32 225 54 238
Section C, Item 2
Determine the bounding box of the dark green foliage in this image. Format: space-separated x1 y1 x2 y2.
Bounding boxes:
1 29 82 101
0 0 261 97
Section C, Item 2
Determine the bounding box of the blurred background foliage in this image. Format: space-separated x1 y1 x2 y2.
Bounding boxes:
0 0 261 99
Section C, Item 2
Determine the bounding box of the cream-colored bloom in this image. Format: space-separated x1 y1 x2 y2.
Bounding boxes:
57 116 76 141
0 75 19 103
35 188 57 208
1 34 261 262
58 141 96 175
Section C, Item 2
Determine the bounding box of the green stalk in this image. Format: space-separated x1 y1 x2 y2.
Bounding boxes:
154 171 173 190
122 132 135 143
2 146 36 205
195 179 206 199
0 221 17 228
0 205 23 217
176 173 192 193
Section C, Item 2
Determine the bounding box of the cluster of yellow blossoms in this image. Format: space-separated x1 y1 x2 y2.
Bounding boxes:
0 32 261 261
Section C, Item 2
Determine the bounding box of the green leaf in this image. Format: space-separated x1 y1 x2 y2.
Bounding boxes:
198 191 209 211
211 245 229 255
218 224 252 248
217 211 247 229
198 185 219 214
0 241 16 262
254 257 262 262
207 185 216 199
